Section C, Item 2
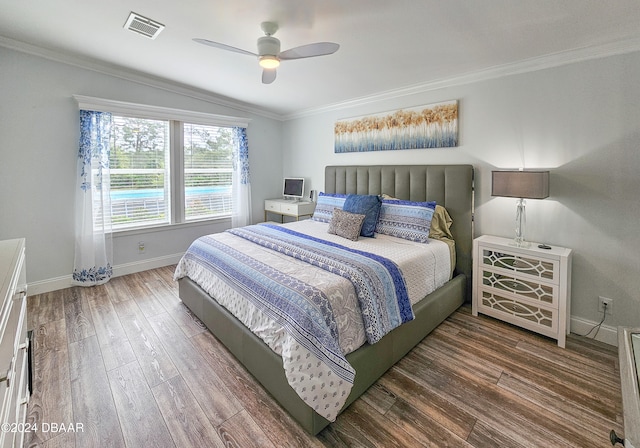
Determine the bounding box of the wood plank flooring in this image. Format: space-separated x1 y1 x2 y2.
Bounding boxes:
25 266 623 447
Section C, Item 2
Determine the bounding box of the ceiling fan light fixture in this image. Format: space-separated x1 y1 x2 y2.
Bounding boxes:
259 56 280 69
193 20 339 84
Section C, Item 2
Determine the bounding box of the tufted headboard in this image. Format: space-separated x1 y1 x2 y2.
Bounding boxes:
324 165 474 301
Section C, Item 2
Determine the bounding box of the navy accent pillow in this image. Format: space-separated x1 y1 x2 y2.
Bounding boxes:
343 194 382 237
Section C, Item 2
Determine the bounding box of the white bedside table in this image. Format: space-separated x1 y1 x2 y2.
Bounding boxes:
472 235 572 348
264 199 315 222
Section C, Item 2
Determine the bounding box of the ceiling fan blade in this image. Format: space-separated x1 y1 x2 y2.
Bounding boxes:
193 38 257 57
262 68 277 84
279 42 339 60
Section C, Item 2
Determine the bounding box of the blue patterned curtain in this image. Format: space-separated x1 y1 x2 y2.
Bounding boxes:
232 127 252 227
72 110 113 285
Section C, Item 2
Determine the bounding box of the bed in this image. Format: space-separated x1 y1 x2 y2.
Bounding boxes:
176 164 474 435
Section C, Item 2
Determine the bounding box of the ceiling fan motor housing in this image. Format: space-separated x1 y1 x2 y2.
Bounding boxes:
258 36 280 57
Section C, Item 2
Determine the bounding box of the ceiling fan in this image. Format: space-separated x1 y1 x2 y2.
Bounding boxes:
193 22 339 84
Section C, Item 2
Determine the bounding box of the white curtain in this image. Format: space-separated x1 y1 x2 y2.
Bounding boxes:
232 127 252 228
72 110 114 286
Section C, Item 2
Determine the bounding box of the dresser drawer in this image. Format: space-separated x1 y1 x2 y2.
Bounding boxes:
0 239 28 448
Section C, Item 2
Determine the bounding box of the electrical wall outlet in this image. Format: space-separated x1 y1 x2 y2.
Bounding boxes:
138 242 145 254
598 296 613 315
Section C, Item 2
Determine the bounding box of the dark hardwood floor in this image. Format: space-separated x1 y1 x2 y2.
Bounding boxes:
25 266 623 447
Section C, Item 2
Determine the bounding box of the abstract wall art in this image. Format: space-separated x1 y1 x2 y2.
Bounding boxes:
334 100 458 153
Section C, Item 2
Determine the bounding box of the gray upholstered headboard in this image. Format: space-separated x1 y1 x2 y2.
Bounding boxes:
324 165 474 301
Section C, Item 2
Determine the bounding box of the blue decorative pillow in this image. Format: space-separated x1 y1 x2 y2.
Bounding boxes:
375 199 437 243
311 192 347 223
343 194 382 238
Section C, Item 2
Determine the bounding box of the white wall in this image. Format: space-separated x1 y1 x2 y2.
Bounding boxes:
283 50 640 341
3 43 638 343
0 47 283 291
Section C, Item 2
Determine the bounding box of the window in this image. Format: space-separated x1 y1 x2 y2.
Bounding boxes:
74 95 250 232
110 116 171 228
106 118 238 230
183 124 233 221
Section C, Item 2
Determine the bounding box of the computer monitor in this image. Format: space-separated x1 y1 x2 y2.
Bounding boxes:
283 177 304 200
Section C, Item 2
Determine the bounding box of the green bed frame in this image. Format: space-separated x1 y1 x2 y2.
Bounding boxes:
178 164 474 435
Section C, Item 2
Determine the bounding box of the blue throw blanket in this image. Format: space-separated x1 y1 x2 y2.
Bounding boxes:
181 234 354 383
228 224 413 344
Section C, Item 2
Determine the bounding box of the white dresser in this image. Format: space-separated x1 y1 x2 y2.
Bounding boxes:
472 235 572 347
0 239 29 448
264 199 315 222
614 327 640 447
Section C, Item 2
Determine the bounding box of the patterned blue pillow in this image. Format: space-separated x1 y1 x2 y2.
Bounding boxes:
311 192 348 223
343 194 382 238
375 199 437 243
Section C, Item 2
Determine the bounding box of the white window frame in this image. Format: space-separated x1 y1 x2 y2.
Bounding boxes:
74 95 251 232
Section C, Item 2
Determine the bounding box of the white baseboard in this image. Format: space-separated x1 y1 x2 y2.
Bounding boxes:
111 253 183 278
26 253 184 296
571 315 618 347
27 275 74 296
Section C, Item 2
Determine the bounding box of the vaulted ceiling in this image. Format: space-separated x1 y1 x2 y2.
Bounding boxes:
2 0 640 118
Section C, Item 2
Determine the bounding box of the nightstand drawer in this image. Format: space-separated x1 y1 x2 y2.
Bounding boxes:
479 246 560 285
479 269 557 307
477 289 558 337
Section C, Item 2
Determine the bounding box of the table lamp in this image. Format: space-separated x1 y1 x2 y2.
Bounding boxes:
492 170 549 247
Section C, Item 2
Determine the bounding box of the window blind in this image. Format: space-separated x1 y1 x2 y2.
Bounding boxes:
109 116 171 229
183 123 233 220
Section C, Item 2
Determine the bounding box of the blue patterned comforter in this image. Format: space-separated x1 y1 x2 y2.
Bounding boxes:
229 224 414 344
175 223 413 421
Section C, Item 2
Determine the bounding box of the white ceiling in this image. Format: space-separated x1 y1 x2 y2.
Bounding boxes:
2 0 640 118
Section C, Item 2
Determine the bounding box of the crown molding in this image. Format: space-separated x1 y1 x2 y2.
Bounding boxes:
284 36 640 120
0 35 283 121
3 34 640 123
